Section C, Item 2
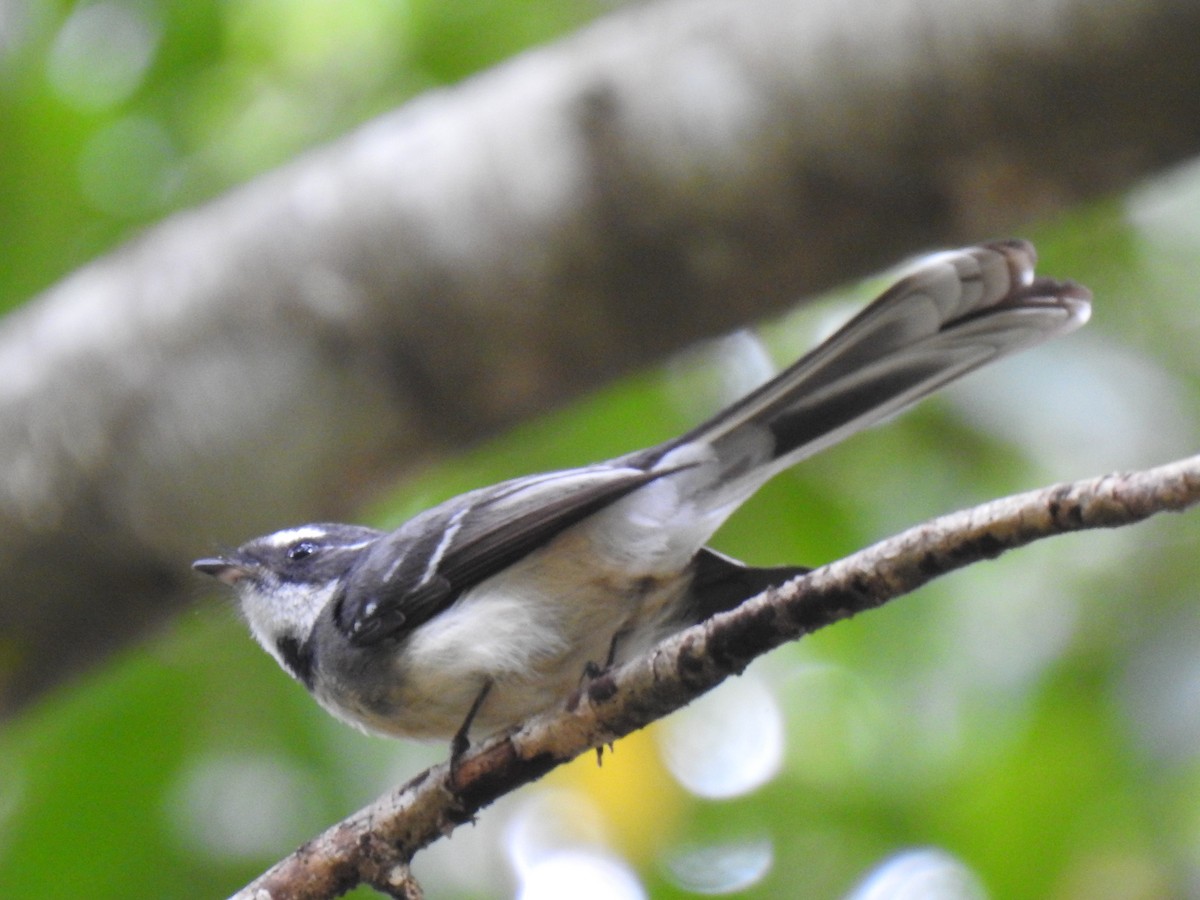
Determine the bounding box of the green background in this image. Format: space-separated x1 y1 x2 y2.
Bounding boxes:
2 2 1199 898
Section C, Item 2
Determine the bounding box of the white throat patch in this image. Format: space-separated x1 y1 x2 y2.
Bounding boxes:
239 576 337 666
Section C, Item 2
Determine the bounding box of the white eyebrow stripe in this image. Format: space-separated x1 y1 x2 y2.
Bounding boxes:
265 526 332 548
263 528 375 554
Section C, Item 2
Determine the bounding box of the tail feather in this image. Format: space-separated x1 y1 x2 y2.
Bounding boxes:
666 240 1090 489
685 548 810 622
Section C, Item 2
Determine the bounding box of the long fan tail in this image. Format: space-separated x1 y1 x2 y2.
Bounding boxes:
664 240 1090 491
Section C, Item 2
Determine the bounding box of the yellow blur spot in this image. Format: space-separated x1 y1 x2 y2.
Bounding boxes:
547 724 685 864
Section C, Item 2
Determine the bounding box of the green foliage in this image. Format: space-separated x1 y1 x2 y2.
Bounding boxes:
0 0 600 307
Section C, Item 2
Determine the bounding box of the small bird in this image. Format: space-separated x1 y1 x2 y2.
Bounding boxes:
195 240 1090 758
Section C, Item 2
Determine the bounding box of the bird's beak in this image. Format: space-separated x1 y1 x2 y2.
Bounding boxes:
193 558 250 586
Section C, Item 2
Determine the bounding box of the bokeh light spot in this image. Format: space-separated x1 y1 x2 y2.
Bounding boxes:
46 1 159 110
845 848 987 900
663 836 774 894
517 850 645 900
505 788 609 878
165 752 324 861
658 671 783 799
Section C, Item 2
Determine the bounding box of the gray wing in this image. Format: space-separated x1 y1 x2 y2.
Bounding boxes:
335 465 679 644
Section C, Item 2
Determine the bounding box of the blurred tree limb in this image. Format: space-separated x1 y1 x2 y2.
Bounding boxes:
230 452 1200 899
3 0 1200 710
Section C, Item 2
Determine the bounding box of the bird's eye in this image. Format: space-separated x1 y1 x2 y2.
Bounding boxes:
288 541 318 561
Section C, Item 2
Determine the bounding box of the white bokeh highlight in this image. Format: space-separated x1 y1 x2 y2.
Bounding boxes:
663 837 774 895
166 752 324 861
47 1 159 111
657 670 784 799
518 850 645 900
505 788 611 878
845 848 987 900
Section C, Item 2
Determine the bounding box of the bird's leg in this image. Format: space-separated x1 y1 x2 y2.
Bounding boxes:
581 630 626 765
579 626 625 684
450 679 493 776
